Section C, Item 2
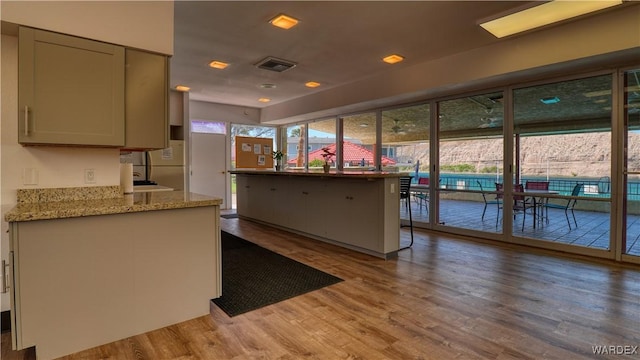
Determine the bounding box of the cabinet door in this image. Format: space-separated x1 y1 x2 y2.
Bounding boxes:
18 27 125 146
124 49 169 150
236 175 252 218
325 180 382 251
169 90 184 126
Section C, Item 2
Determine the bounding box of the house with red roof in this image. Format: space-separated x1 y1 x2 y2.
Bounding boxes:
288 141 396 167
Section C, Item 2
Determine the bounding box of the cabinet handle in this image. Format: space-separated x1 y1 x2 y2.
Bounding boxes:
24 106 29 136
2 258 9 294
270 188 276 191
302 191 309 195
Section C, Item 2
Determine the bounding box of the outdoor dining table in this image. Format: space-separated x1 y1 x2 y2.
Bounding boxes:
523 189 560 228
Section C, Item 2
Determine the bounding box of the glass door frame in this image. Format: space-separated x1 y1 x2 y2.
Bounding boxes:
620 65 640 264
507 70 619 260
430 87 509 241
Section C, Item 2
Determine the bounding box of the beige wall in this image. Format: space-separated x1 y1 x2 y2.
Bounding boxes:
0 0 174 55
190 100 261 125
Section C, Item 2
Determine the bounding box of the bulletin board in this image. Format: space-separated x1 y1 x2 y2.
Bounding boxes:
235 136 274 169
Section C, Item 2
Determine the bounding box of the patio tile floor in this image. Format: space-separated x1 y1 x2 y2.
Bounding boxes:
401 198 640 257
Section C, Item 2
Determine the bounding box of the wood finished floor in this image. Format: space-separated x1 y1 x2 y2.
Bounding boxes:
2 217 640 360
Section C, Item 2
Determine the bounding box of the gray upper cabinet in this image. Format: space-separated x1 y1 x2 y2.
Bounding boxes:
169 90 184 126
124 49 169 150
18 27 125 146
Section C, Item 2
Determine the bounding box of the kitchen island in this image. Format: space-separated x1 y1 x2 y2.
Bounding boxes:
5 186 222 360
231 170 403 259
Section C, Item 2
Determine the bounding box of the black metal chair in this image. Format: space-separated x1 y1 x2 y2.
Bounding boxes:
495 183 529 230
477 181 501 221
399 176 414 248
544 183 583 230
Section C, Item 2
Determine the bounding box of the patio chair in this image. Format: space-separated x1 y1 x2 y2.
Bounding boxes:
544 183 583 230
525 181 549 190
525 180 550 223
514 184 534 230
477 181 500 221
414 177 429 213
495 183 528 230
399 176 414 247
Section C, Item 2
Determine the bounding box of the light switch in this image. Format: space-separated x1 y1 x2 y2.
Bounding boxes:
390 183 395 193
23 168 39 185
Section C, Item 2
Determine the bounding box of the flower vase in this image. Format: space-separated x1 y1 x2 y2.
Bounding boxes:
323 163 330 173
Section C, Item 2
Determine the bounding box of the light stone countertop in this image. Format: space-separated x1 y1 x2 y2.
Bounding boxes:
5 186 222 222
230 169 409 178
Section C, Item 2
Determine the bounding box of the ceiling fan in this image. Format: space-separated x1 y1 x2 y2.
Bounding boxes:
391 119 406 134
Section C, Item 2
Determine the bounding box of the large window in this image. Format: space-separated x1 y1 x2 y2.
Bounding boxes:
513 74 612 252
285 124 306 170
230 124 276 208
382 104 430 223
342 113 377 170
275 67 634 262
230 124 276 169
438 91 504 234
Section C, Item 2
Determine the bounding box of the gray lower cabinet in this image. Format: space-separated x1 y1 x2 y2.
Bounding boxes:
9 207 220 360
18 27 125 146
324 179 383 251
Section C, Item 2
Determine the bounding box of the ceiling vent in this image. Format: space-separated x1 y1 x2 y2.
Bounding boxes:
255 57 297 73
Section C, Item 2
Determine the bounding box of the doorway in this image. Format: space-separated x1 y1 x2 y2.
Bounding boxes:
190 132 228 208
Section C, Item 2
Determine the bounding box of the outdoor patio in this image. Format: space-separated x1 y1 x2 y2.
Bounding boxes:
401 197 640 256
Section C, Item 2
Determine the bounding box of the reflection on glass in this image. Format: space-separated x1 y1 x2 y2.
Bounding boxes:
191 120 226 134
286 124 306 169
438 91 504 234
625 69 640 256
513 74 612 250
306 118 337 170
382 104 430 223
342 113 377 170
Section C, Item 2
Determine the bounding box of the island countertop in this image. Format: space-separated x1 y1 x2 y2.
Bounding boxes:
230 169 408 179
5 187 222 222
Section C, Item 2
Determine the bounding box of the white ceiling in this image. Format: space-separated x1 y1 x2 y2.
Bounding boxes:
171 1 535 109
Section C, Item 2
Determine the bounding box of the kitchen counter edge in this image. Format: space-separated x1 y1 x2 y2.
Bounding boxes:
230 169 408 178
5 191 222 222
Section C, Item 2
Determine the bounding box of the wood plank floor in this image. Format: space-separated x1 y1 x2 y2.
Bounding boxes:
3 217 640 359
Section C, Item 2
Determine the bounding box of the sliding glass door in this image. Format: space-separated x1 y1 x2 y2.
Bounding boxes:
437 91 504 234
512 74 612 255
624 68 640 260
381 104 431 225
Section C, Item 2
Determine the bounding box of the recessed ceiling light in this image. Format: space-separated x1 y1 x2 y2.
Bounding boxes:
175 85 190 92
479 0 622 38
260 83 277 89
540 96 560 104
305 81 321 88
382 54 404 64
209 60 229 69
269 14 299 29
258 98 271 103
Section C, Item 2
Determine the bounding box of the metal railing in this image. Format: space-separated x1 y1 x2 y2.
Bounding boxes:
413 174 624 198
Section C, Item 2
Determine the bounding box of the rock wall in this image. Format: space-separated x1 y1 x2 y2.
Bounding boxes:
408 132 638 179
